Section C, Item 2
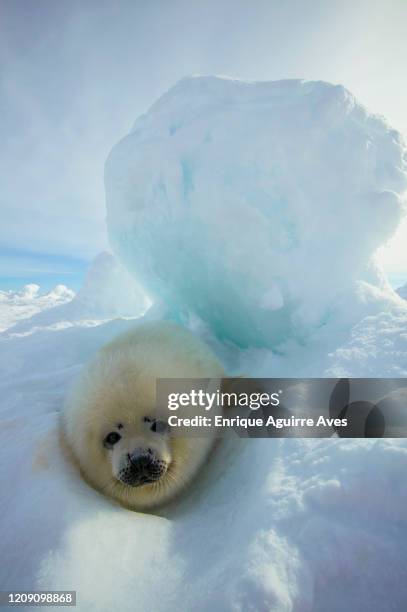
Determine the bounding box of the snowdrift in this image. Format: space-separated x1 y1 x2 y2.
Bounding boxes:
0 284 73 332
5 253 149 336
1 311 406 611
105 76 407 348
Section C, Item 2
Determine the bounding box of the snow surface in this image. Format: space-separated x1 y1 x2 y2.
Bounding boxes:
106 75 407 349
3 252 150 336
1 306 406 611
0 284 74 332
1 77 407 611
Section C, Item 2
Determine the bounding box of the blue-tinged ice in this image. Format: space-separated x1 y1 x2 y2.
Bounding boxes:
105 76 407 348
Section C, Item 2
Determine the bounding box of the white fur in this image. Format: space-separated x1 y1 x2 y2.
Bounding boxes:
62 321 225 510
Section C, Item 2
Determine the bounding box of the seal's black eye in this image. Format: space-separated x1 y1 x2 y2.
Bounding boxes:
150 420 169 434
103 431 121 448
143 417 170 434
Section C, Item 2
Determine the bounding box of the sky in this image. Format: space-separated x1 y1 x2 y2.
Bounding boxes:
1 0 406 291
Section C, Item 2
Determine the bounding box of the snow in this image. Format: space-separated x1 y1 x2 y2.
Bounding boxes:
1 76 407 611
0 283 74 332
1 298 407 610
3 252 150 336
105 75 407 349
1 325 406 611
325 306 407 377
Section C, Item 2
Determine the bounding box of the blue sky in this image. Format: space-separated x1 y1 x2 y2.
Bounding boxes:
1 0 406 291
0 248 87 291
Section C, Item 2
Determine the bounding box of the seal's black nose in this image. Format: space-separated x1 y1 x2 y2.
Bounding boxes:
118 449 166 486
126 450 164 485
129 452 154 475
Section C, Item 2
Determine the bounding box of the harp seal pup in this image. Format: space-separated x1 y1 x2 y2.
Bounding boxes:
62 321 225 511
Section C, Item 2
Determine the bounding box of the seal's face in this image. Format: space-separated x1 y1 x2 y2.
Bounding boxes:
63 321 226 510
102 418 171 487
